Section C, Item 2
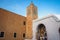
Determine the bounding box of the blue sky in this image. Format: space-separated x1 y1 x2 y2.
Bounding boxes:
0 0 60 18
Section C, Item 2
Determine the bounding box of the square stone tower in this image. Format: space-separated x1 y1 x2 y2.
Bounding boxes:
26 2 38 40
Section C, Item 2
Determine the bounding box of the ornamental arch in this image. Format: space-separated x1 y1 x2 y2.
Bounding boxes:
36 24 47 40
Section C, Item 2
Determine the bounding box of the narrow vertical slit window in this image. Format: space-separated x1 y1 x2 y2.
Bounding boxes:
14 33 16 38
23 33 25 38
24 21 26 25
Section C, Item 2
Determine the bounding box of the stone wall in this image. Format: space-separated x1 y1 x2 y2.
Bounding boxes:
0 8 26 40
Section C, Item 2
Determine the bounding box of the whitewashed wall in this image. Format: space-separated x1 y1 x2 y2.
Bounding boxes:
32 16 60 40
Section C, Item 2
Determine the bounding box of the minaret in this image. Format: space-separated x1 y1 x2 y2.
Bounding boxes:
26 2 38 39
27 2 38 20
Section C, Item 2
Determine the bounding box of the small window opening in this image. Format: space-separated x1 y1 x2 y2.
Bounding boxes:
14 33 16 38
24 21 26 25
23 33 25 38
0 32 4 37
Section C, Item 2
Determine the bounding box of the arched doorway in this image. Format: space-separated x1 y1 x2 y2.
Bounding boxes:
37 24 47 40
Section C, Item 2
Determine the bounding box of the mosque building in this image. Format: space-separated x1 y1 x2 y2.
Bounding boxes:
0 2 60 40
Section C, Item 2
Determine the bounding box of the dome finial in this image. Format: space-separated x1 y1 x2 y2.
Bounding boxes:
31 1 33 3
30 1 34 5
